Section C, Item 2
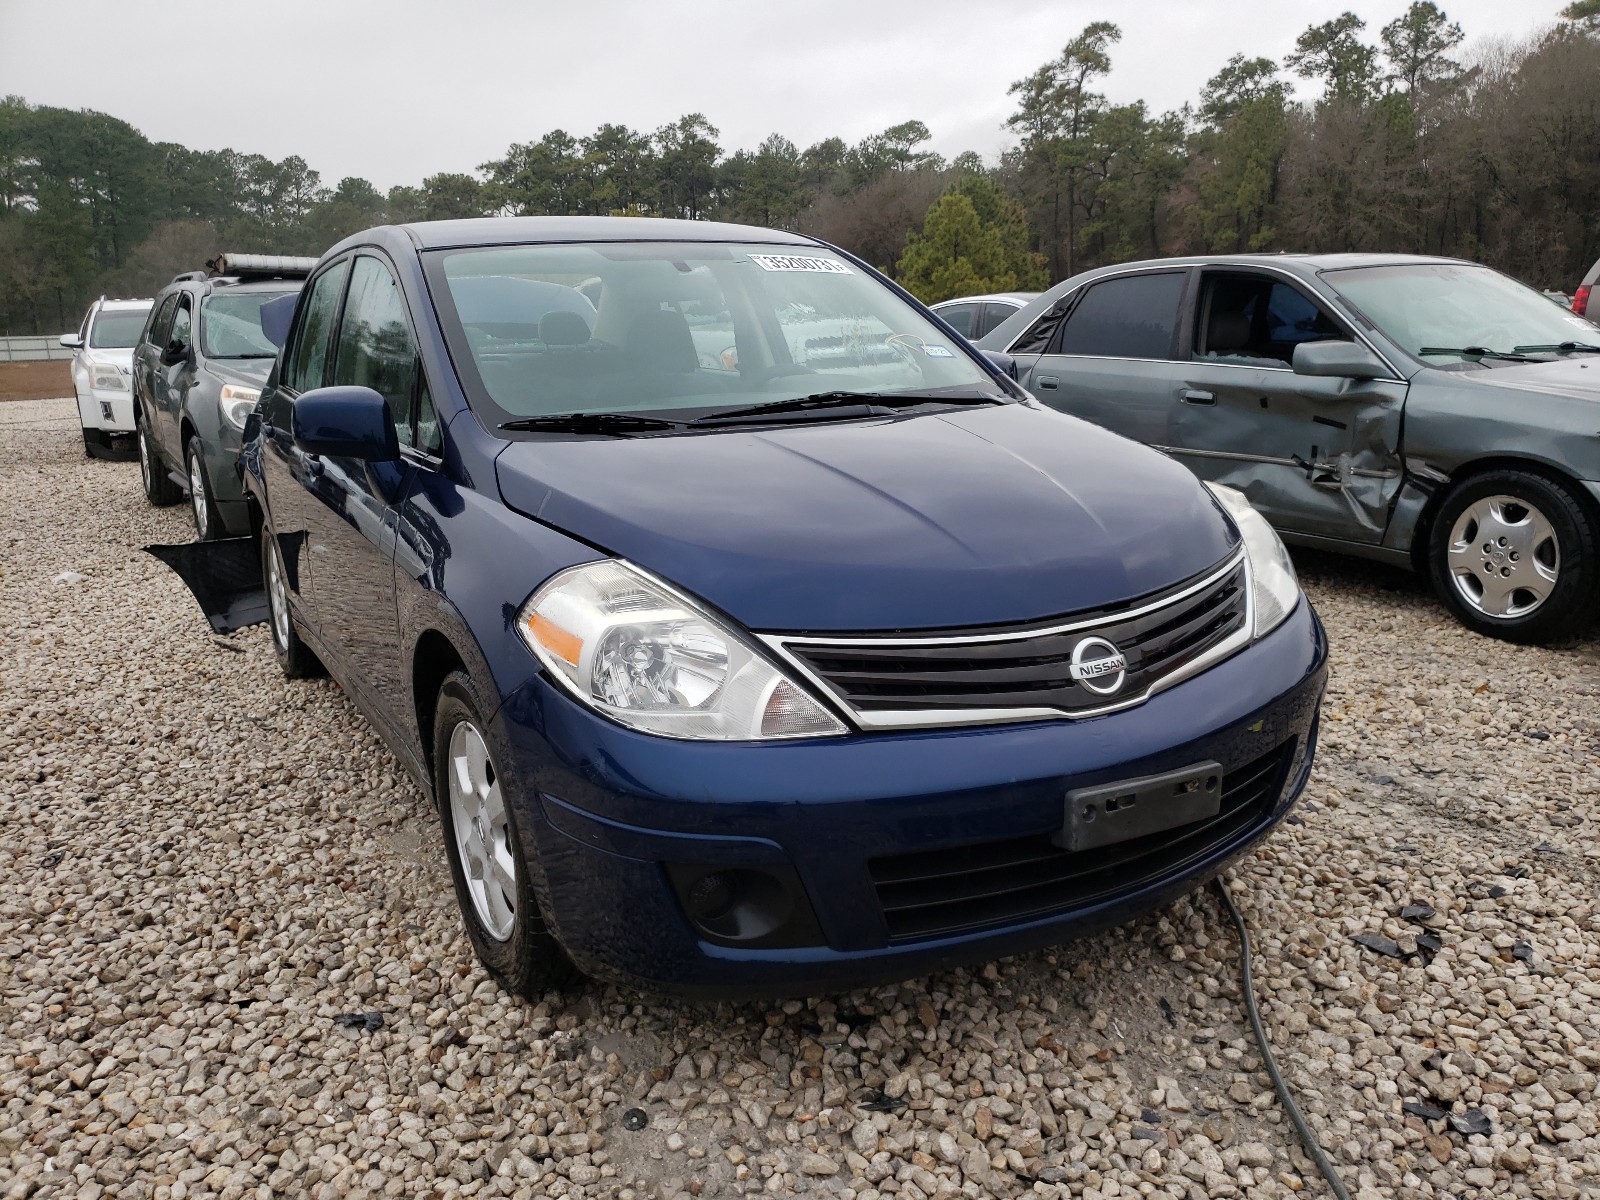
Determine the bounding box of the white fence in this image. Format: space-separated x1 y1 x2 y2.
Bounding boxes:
0 335 74 363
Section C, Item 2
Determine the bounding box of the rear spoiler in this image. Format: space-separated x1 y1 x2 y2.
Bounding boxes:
205 254 318 280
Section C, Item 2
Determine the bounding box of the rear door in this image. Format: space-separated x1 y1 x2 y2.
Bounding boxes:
973 301 1020 340
1163 268 1406 542
1016 269 1190 447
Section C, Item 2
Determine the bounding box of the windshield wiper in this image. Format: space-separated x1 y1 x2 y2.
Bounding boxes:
499 412 685 435
689 390 1006 426
1511 341 1600 354
1417 346 1537 363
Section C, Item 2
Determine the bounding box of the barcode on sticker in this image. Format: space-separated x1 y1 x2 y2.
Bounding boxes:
748 254 853 274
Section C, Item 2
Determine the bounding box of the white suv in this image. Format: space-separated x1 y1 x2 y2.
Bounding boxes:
61 297 154 458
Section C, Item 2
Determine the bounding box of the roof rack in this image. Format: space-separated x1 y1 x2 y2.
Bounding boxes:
205 253 318 280
171 270 208 283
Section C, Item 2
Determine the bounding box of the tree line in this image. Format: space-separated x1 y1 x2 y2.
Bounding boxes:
3 2 1598 335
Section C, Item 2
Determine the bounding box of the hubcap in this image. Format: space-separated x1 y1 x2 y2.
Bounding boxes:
1446 495 1560 619
266 538 291 650
447 721 516 941
189 453 207 537
139 426 152 493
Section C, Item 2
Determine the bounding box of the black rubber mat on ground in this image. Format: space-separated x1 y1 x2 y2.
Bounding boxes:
145 537 269 633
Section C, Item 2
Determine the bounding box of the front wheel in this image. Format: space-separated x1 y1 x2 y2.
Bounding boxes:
186 436 222 541
139 411 182 507
1427 469 1599 644
261 529 323 678
434 670 577 999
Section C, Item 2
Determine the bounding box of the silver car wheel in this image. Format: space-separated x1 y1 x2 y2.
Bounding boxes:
139 425 153 493
447 720 517 942
265 537 291 651
188 451 208 538
1446 494 1560 619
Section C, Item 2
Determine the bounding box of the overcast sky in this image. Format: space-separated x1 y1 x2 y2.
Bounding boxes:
0 0 1574 192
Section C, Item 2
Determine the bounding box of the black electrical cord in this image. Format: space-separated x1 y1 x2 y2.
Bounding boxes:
1213 876 1354 1200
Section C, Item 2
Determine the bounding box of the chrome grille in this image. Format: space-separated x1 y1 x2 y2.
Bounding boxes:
767 552 1249 729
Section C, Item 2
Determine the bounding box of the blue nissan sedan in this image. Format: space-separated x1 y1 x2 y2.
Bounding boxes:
240 217 1327 998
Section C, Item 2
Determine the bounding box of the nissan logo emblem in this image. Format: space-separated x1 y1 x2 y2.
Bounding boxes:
1070 637 1128 696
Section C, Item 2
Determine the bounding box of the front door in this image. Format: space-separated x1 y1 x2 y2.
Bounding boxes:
152 294 195 459
262 256 351 633
303 253 426 727
1162 270 1406 543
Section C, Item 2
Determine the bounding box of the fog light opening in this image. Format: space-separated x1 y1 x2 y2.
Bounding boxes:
677 867 794 943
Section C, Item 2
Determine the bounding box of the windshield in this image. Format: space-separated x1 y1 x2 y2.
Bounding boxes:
1322 263 1599 364
200 288 299 358
89 308 151 348
425 241 1000 425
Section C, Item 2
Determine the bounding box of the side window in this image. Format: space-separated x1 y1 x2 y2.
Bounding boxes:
333 255 419 446
168 296 193 351
973 303 1014 340
286 260 350 393
416 378 442 457
1194 275 1344 367
936 303 977 338
147 295 178 346
1052 272 1186 360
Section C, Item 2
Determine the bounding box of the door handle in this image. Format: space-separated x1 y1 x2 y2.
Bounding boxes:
1036 374 1059 390
1181 389 1216 405
306 457 324 477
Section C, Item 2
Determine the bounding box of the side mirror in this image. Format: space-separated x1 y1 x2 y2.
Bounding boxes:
59 333 83 349
292 386 400 462
160 339 190 367
981 349 1019 380
1292 339 1390 381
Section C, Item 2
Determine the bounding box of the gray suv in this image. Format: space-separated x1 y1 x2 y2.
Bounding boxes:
979 254 1600 643
134 256 313 538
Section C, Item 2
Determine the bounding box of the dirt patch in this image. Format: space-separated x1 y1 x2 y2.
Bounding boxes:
0 360 73 402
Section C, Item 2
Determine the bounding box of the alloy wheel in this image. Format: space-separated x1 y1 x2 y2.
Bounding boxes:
447 721 517 941
188 452 208 538
139 425 152 494
1445 494 1560 619
265 537 291 651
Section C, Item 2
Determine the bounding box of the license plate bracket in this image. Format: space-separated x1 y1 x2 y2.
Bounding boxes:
1058 760 1224 853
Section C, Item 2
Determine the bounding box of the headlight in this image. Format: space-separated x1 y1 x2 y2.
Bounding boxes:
219 385 261 431
1205 483 1300 638
90 365 128 391
517 560 847 740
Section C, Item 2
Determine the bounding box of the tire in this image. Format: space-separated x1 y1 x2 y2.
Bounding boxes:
1426 469 1599 644
433 670 577 999
185 436 223 541
261 528 324 678
139 410 182 507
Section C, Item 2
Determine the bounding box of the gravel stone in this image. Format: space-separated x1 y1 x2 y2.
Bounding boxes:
2 396 1598 1199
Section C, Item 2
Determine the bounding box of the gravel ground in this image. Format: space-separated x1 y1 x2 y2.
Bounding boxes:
2 394 1598 1200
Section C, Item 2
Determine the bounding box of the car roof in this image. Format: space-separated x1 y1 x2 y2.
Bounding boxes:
1070 252 1479 278
93 298 154 310
386 215 821 252
933 292 1040 306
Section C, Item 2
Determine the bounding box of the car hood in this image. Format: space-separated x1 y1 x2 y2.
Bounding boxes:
494 404 1238 631
1460 356 1600 401
83 347 135 371
202 358 275 389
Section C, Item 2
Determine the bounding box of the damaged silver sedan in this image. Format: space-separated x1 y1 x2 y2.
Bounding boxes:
979 254 1600 644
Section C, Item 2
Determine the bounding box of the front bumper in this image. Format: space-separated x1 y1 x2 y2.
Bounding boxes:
77 388 135 434
489 598 1329 997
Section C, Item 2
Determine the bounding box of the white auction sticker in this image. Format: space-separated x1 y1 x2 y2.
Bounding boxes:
748 254 853 274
